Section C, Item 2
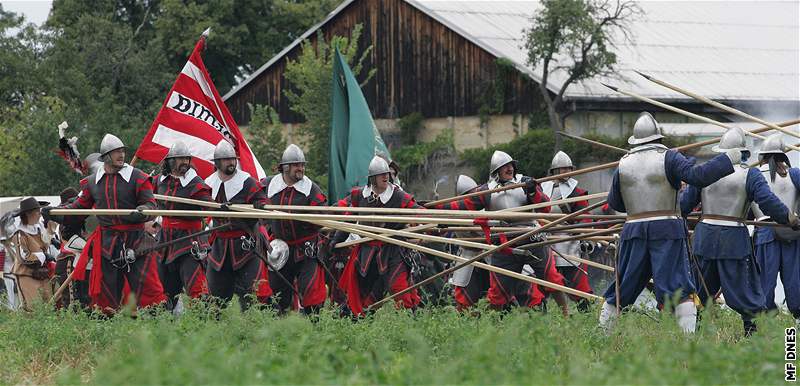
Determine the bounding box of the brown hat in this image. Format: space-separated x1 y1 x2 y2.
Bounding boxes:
13 197 49 217
60 187 79 202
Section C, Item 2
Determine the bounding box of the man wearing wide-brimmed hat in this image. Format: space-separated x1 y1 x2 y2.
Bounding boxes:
8 197 54 310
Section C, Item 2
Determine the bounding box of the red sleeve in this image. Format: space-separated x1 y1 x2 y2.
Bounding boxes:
246 180 268 208
430 187 487 211
190 183 213 203
401 193 423 209
65 181 94 209
134 171 156 208
569 189 591 223
529 184 550 213
309 185 327 206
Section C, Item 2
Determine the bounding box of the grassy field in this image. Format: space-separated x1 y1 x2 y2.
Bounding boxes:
0 299 793 385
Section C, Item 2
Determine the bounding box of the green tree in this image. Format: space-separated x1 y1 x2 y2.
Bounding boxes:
153 0 338 93
246 103 287 175
524 0 639 150
283 23 375 179
0 0 337 196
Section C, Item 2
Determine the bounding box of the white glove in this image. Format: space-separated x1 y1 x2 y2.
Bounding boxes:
725 149 742 165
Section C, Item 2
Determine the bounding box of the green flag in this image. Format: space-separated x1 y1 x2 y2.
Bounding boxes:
329 47 390 204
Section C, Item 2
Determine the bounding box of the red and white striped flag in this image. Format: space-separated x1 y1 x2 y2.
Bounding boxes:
135 29 265 179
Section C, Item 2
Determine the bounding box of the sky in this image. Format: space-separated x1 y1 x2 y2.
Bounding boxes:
1 0 52 26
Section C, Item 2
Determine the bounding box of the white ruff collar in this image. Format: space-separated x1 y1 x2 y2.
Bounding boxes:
488 174 522 190
205 169 250 200
362 183 395 204
267 175 313 198
159 168 198 188
95 163 134 183
15 221 43 236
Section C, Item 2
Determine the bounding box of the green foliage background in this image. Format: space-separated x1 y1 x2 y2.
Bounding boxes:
0 0 337 196
283 23 375 183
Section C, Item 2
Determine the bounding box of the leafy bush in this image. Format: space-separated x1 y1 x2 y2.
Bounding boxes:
283 23 375 180
0 299 791 384
246 103 287 175
397 112 425 146
393 130 455 182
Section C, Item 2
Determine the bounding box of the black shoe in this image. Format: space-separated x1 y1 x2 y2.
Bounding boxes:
743 320 757 337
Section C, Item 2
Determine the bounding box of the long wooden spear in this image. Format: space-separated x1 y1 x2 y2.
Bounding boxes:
329 192 606 249
552 251 614 272
196 192 605 217
635 71 800 140
151 195 600 301
439 219 624 234
601 83 800 153
366 200 608 310
518 225 622 250
557 131 628 154
424 118 800 209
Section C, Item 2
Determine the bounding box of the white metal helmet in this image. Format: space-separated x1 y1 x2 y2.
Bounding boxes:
455 175 478 195
549 151 574 171
367 155 391 177
84 153 101 172
279 144 306 165
627 112 665 145
87 160 104 176
99 133 125 155
165 141 192 159
758 133 786 157
211 140 238 160
489 150 516 175
711 127 748 153
267 239 290 271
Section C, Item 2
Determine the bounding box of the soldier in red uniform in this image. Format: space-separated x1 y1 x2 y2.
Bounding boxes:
330 156 422 315
204 140 271 310
154 141 212 309
259 144 328 314
48 134 166 312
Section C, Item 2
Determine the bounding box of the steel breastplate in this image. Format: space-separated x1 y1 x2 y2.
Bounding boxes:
618 146 677 216
752 168 799 219
701 164 750 225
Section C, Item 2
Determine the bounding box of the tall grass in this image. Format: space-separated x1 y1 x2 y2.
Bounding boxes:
0 299 792 385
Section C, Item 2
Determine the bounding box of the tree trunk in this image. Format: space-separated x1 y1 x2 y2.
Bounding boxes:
545 100 564 151
537 79 565 152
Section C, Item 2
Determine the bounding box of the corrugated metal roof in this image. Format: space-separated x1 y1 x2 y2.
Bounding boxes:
225 0 800 102
412 0 799 101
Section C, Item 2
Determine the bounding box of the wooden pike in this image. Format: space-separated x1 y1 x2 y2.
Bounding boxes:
340 221 532 257
557 131 628 154
601 83 800 153
367 200 608 310
201 192 605 217
329 192 605 249
152 195 601 301
553 252 615 272
499 192 607 213
52 207 489 226
423 118 800 210
635 70 800 140
519 225 623 250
